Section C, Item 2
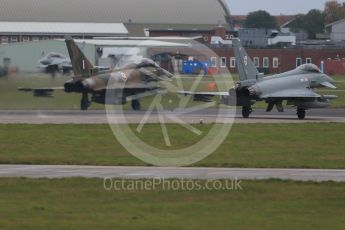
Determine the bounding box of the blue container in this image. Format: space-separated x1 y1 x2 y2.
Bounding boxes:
182 61 210 75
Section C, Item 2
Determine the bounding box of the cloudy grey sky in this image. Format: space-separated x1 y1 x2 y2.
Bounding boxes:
226 0 331 15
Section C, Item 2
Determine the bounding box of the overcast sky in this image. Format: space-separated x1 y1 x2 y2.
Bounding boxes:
226 0 331 15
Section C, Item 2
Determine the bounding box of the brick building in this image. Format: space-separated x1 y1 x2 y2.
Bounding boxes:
151 25 345 75
213 46 345 74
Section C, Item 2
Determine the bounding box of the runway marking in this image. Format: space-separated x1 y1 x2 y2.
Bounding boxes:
0 165 344 182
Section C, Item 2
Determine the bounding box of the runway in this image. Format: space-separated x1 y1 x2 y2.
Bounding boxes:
0 165 344 182
0 108 344 124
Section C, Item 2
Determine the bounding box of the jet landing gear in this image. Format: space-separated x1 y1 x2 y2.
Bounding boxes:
242 106 253 118
81 92 91 111
131 100 141 111
297 108 306 120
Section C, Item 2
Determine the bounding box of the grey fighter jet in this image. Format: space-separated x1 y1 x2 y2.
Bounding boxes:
38 52 72 77
182 38 337 119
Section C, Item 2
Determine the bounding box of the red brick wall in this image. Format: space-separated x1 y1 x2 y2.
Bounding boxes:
324 60 345 75
213 48 345 74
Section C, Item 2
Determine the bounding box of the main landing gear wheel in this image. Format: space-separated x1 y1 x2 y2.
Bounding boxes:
242 106 253 118
81 92 91 111
131 99 141 111
297 108 306 120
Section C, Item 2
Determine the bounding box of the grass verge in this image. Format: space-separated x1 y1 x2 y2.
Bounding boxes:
0 178 344 229
1 123 345 169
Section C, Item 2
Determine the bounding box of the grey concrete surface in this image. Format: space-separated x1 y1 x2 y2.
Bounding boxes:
0 165 344 182
0 109 344 124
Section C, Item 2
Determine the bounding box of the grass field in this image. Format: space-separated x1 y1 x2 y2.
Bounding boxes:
0 74 98 110
1 123 345 169
1 73 344 110
0 178 344 229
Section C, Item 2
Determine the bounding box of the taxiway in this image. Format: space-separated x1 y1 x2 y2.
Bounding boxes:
0 108 344 124
0 165 344 182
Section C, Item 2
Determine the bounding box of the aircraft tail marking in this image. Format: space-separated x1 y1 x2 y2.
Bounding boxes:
233 38 260 82
65 36 94 79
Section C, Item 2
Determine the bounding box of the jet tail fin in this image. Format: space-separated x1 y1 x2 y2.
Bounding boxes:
65 36 94 79
233 38 260 83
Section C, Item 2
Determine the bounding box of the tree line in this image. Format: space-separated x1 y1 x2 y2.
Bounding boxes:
244 0 345 39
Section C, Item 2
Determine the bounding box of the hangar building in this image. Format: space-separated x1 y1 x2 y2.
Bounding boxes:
0 0 230 42
0 0 230 72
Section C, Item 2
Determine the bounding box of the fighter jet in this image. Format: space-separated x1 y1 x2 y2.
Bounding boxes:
182 38 337 119
19 37 173 111
38 52 72 77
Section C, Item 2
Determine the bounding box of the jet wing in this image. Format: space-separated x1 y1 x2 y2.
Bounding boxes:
106 83 164 90
18 87 64 97
61 63 73 68
261 89 321 99
178 91 229 96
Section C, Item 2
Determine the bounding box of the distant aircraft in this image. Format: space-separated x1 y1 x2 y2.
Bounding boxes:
19 37 173 111
181 38 337 119
38 52 72 77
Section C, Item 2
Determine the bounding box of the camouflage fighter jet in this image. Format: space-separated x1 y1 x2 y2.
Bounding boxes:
19 37 173 111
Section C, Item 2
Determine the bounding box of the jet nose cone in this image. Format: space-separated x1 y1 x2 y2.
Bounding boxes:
323 74 335 83
321 74 337 89
40 60 50 65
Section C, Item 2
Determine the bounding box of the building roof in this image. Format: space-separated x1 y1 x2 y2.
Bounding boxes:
73 39 189 47
232 15 247 22
0 0 228 25
325 18 345 28
0 22 128 36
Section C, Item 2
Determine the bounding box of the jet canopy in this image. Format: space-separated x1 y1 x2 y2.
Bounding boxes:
44 52 68 59
117 57 159 69
297 64 322 73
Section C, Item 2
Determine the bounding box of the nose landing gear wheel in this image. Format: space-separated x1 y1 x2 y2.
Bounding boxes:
297 108 306 120
81 92 91 111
